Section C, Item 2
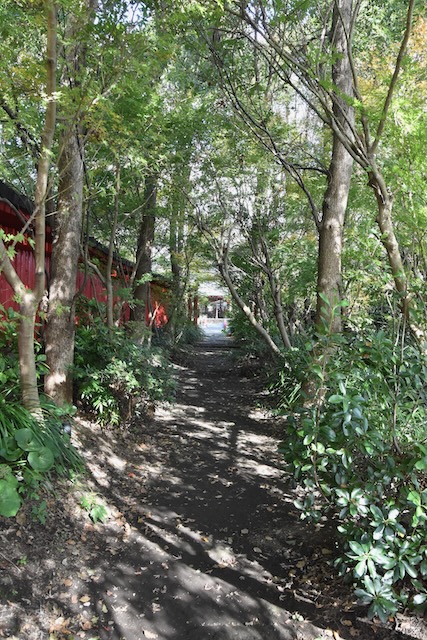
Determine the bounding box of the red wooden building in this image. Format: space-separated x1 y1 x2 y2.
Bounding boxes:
0 181 169 328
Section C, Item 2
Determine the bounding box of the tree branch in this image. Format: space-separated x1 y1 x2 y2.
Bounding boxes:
371 0 415 153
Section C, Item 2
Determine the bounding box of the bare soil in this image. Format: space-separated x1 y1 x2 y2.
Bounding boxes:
1 332 426 640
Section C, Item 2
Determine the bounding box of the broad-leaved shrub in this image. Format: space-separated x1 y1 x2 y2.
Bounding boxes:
277 328 427 620
74 319 175 425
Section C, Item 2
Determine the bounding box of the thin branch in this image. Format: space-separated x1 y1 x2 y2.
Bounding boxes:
371 0 416 153
0 100 41 162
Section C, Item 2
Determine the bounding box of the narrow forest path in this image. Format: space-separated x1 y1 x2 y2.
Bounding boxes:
1 326 424 640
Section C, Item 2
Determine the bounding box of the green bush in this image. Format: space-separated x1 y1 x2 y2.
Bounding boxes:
177 322 204 345
277 327 427 620
228 309 279 357
0 398 83 518
0 310 83 519
0 307 49 402
74 320 175 425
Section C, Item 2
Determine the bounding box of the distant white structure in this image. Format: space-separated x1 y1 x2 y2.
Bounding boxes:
198 282 230 321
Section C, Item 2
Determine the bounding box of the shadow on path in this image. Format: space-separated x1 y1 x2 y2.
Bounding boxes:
2 329 418 639
68 331 410 640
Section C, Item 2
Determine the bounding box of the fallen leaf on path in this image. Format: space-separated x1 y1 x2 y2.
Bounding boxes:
80 620 93 630
49 617 72 634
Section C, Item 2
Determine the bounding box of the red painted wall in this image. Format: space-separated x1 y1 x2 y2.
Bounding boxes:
0 198 169 328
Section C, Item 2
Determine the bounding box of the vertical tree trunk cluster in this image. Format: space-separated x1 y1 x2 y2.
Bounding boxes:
44 128 84 405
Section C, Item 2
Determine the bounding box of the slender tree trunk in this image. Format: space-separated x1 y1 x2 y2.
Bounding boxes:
259 235 292 349
132 174 157 338
168 206 185 337
105 164 120 329
253 275 268 323
218 260 281 356
368 162 409 317
0 1 58 412
315 0 354 334
269 272 292 349
44 1 95 405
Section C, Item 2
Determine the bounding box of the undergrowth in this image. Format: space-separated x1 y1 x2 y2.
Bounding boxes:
73 319 176 426
275 320 427 620
0 309 83 519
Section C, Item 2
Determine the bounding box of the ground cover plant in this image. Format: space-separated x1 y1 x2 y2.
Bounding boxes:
0 311 83 519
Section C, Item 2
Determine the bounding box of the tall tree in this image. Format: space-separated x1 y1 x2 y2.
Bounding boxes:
44 0 96 406
315 0 355 333
232 0 417 325
0 1 57 410
132 172 158 339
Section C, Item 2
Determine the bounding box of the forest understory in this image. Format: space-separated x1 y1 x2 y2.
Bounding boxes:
1 333 426 640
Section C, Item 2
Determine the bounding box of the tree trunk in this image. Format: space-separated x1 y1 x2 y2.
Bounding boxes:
44 1 95 405
218 261 281 356
168 206 186 338
259 235 292 349
269 272 292 349
44 128 83 405
105 164 120 329
132 174 157 337
315 0 354 334
368 163 409 317
0 1 57 412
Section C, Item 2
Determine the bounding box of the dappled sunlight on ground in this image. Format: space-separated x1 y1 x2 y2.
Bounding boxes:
2 334 421 639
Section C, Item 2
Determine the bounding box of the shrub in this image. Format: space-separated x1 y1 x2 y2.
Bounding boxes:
0 398 83 518
176 322 204 345
277 327 427 619
74 320 175 426
228 309 278 357
0 309 83 519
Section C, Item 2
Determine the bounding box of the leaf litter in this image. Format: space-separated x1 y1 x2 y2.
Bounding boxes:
1 335 426 639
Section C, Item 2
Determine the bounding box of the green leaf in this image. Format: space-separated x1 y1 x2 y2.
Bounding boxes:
14 428 40 452
328 394 343 404
349 540 366 556
0 479 21 517
413 594 427 605
354 558 367 577
320 426 337 441
415 458 427 471
0 437 22 461
28 447 55 472
407 490 422 506
318 292 331 305
370 504 383 520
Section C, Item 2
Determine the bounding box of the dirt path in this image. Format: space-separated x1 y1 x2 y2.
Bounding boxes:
1 332 425 639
